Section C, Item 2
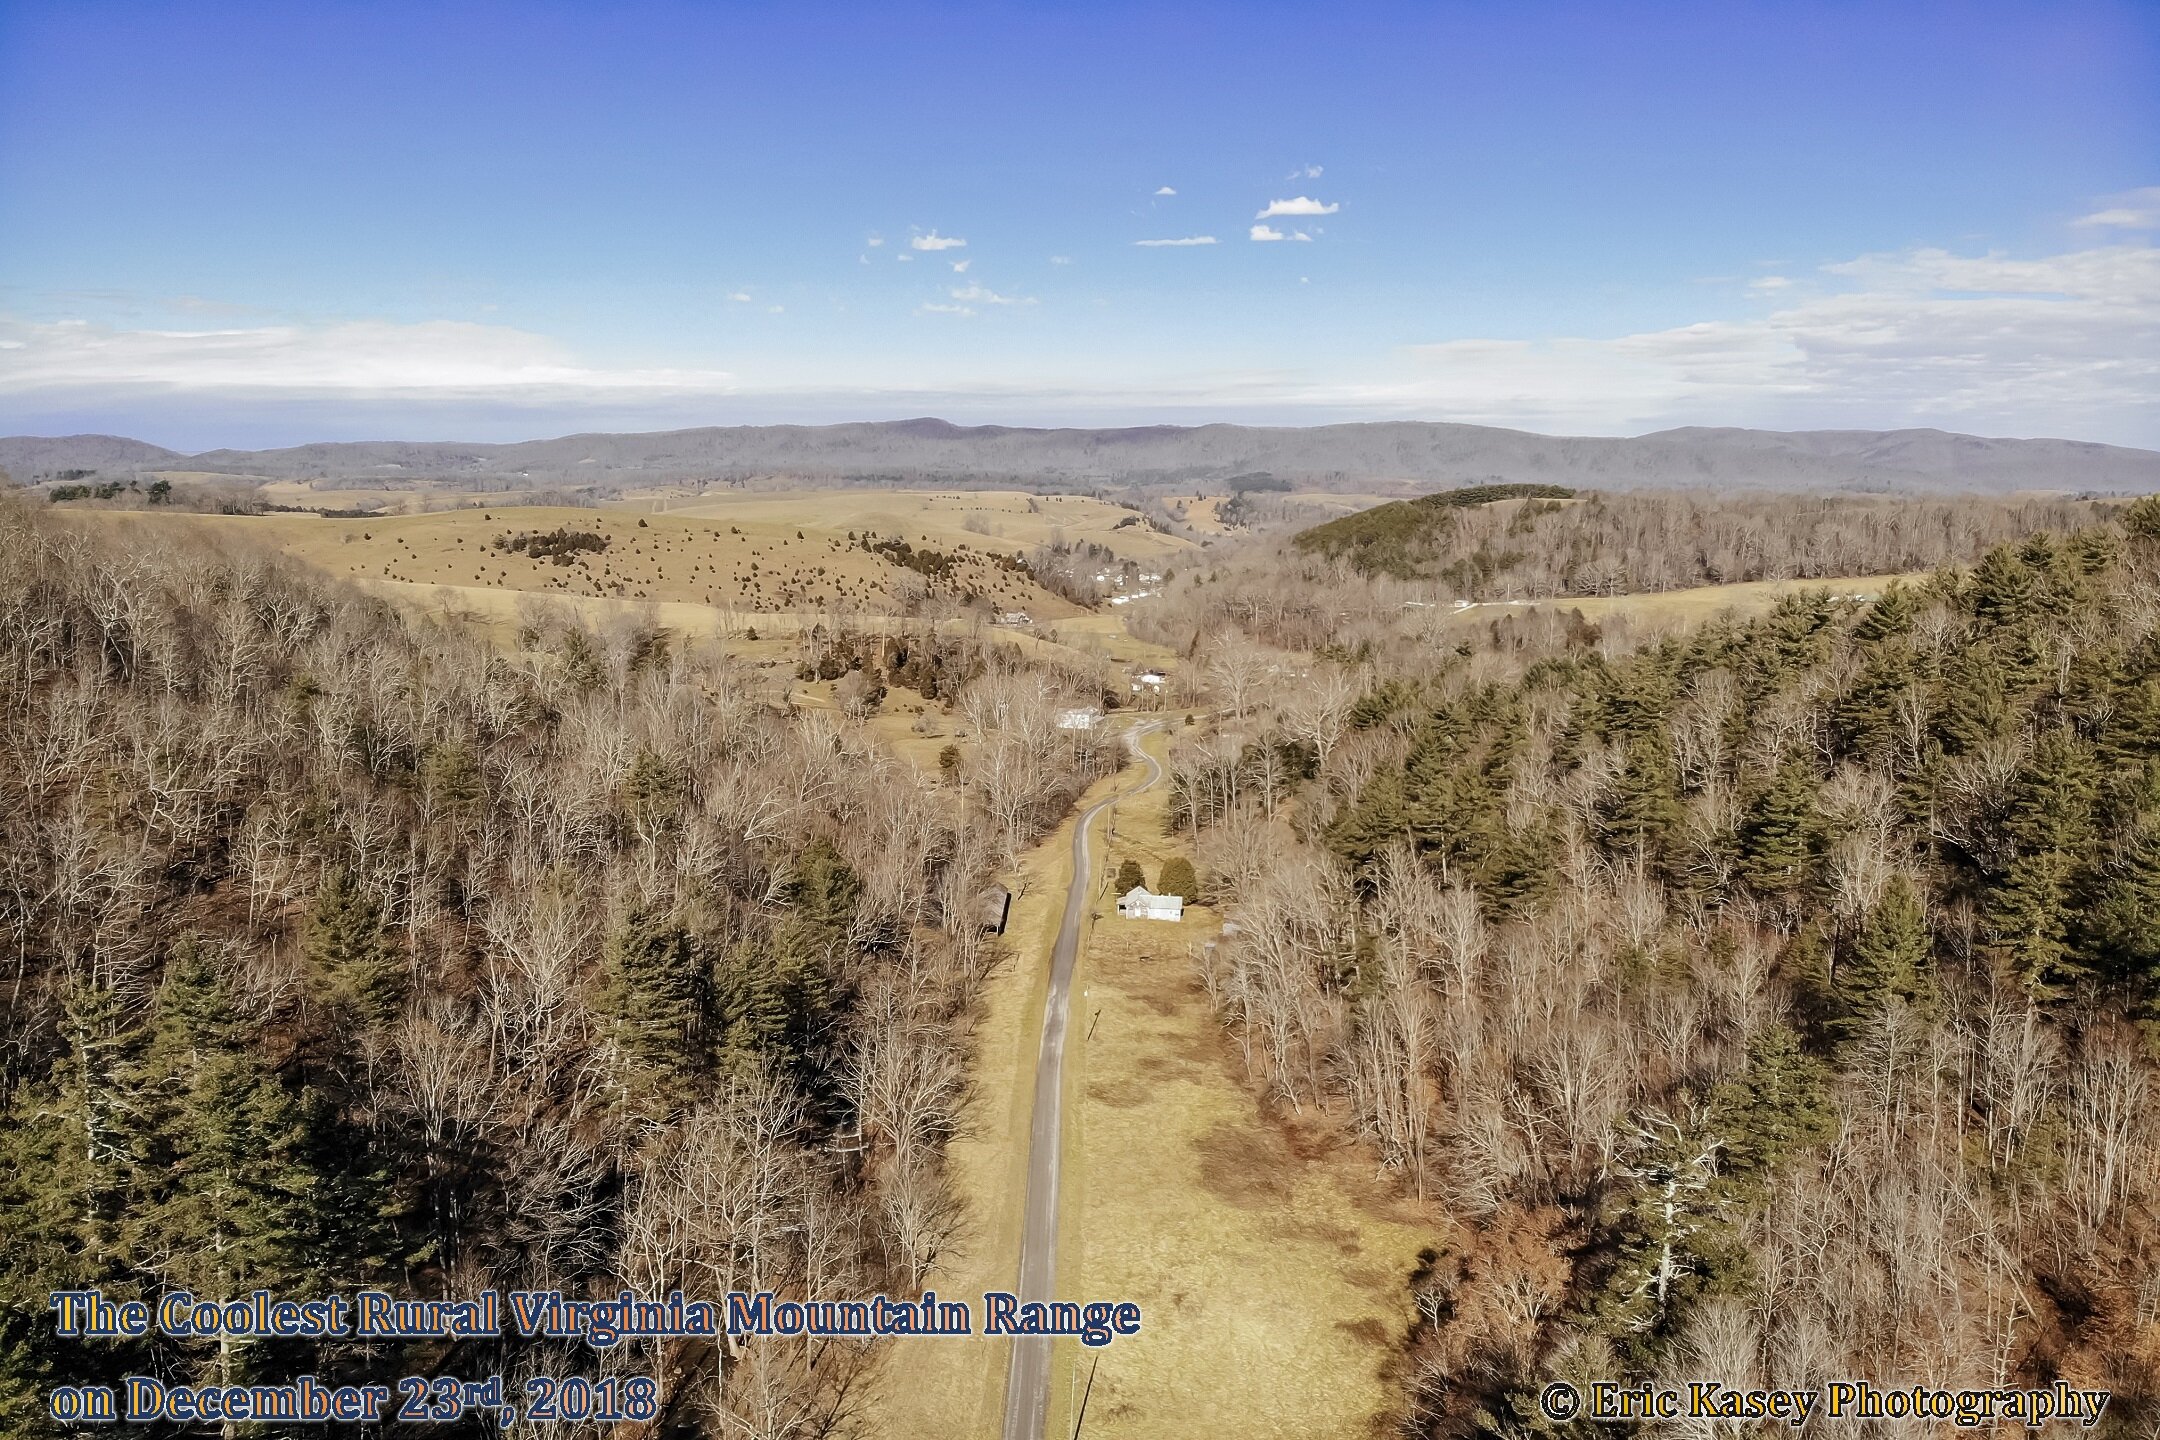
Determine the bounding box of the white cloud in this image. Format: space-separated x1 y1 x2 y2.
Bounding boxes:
1748 276 1792 292
1257 196 1338 218
952 259 972 273
0 316 737 396
1049 255 1073 265
728 291 754 302
1289 164 1323 179
1154 185 1177 196
767 305 784 314
1134 236 1217 247
951 284 1033 307
1381 239 2160 438
866 234 885 248
2073 188 2160 230
912 231 967 251
915 303 974 317
1250 225 1311 243
895 254 913 263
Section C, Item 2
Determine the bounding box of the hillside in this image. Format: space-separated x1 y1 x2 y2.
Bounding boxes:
1293 483 1579 577
66 490 1194 618
7 419 2160 495
1287 487 2124 597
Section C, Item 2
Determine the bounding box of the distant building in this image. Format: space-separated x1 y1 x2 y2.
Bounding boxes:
1055 706 1103 731
996 610 1033 626
1130 667 1168 694
1116 886 1184 921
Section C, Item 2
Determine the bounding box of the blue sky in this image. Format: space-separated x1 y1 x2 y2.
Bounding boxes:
1 0 2156 448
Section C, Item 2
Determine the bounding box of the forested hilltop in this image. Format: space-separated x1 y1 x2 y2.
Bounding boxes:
1292 488 2120 596
1174 506 2160 1431
0 498 1113 1434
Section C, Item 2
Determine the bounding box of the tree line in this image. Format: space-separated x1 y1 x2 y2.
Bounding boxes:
1176 503 2160 1433
0 497 1110 1436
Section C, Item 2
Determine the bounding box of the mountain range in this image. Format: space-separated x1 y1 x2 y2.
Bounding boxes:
5 419 2159 495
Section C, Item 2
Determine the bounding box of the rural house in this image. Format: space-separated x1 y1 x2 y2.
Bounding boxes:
1116 886 1183 921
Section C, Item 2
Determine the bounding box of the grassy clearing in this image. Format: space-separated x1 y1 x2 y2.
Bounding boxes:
1051 732 1437 1440
664 489 1197 567
873 757 1160 1440
1437 571 1923 629
78 503 1079 617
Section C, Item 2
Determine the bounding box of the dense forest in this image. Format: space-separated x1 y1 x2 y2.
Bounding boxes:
0 498 1113 1435
1174 505 2160 1432
1289 489 2119 599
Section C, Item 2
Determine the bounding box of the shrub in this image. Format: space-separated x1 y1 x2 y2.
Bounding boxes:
1156 856 1198 901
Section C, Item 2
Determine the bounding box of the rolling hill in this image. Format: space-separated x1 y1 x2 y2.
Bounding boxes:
6 419 2160 495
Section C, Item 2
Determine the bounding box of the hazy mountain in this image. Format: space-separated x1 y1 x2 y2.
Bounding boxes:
5 419 2159 495
0 434 184 476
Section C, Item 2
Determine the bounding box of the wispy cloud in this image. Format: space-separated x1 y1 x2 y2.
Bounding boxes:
1386 239 2160 437
915 302 974 317
951 284 1033 307
866 234 885 248
952 259 972 273
1258 196 1338 218
728 291 754 302
2073 187 2160 230
1250 224 1311 243
1154 185 1177 196
1049 255 1073 266
1748 276 1792 292
911 231 967 251
1288 164 1323 179
1134 236 1217 247
0 317 738 395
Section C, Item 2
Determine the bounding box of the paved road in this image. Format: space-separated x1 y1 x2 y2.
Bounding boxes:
1001 728 1163 1440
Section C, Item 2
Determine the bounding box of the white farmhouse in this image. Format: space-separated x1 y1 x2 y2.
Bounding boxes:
1055 706 1103 731
1116 886 1184 921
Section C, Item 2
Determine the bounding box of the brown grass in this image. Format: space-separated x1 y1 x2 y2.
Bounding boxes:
1049 730 1438 1440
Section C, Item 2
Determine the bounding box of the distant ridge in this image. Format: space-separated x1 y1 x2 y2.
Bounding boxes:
4 419 2159 495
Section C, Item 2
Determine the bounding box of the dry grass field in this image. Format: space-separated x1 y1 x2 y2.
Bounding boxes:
1424 571 1923 631
90 504 1070 615
662 488 1196 567
1047 732 1436 1440
80 488 1198 623
871 758 1166 1440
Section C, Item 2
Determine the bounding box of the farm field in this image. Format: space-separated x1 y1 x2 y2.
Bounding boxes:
73 500 1129 616
1429 571 1923 628
1050 730 1436 1440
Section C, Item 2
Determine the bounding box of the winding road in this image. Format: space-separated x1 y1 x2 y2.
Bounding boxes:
1000 726 1163 1440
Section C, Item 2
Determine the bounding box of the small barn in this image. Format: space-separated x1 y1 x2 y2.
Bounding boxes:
1116 886 1184 921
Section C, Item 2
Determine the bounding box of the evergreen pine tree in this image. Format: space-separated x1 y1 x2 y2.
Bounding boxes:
1599 730 1680 863
790 837 861 938
712 934 808 1079
1740 760 1818 901
1834 873 1937 1044
2084 815 2160 984
126 943 330 1380
303 869 404 1033
597 908 709 1110
1709 1023 1836 1186
1583 1110 1725 1347
1985 730 2100 997
1114 858 1146 893
1935 648 2015 757
0 976 152 1427
1157 856 1200 900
